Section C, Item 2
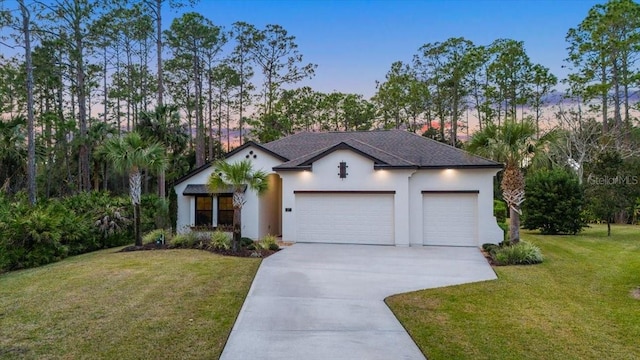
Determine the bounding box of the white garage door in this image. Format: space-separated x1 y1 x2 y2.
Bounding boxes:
423 192 478 246
295 192 394 245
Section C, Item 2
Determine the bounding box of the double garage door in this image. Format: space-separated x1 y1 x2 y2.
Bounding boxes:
294 191 478 246
295 192 395 245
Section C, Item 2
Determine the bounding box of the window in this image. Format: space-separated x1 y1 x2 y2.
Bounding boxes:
218 195 233 226
195 197 213 226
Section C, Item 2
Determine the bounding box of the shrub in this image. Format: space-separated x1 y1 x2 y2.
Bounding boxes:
268 243 280 251
210 231 231 250
522 169 585 235
482 243 499 254
494 199 507 223
246 243 256 250
140 194 166 234
492 241 544 265
257 234 278 250
1 199 67 270
170 233 197 248
240 237 254 247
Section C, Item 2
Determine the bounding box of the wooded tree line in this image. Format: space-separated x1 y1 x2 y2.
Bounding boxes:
0 0 639 207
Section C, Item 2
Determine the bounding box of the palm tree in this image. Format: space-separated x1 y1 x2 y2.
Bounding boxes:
102 132 167 246
88 122 117 191
0 117 27 193
207 159 268 252
467 119 548 244
137 104 189 200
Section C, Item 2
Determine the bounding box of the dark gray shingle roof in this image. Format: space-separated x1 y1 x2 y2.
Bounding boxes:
175 130 501 185
265 130 500 170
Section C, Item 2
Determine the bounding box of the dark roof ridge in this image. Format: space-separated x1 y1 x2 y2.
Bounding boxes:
299 141 389 166
344 137 417 167
276 142 338 166
321 129 392 134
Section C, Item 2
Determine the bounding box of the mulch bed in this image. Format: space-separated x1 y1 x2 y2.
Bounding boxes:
119 243 279 258
481 250 499 266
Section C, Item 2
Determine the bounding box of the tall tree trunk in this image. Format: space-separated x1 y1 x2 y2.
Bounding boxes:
612 58 622 143
208 68 213 161
75 21 90 192
509 207 520 244
21 0 36 205
134 203 141 246
601 61 608 134
232 206 241 252
131 170 142 246
239 65 244 145
156 0 164 107
451 84 458 147
103 47 108 124
195 55 205 167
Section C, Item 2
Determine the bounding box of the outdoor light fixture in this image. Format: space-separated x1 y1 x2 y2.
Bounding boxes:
338 161 348 179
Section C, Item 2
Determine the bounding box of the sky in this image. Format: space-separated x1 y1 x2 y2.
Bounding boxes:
175 0 605 99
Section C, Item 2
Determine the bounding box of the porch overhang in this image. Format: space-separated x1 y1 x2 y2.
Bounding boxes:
182 184 246 196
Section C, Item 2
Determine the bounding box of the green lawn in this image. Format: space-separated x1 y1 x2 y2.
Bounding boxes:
387 224 640 360
0 248 260 360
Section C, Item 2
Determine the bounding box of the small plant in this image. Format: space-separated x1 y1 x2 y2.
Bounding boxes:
210 231 231 250
142 229 169 245
246 243 256 250
257 234 278 250
170 233 197 248
492 241 543 265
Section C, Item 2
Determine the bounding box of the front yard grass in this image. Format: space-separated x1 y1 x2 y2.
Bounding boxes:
387 224 640 360
0 248 260 359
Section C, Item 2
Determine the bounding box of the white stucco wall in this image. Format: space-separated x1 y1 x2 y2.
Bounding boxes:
408 168 504 246
174 145 282 239
176 145 503 247
277 150 415 245
174 168 216 234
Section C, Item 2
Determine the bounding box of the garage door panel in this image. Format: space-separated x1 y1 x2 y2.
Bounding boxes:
296 194 394 245
423 193 477 246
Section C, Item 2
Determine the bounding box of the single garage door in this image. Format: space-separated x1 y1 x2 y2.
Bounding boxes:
295 192 394 245
423 192 478 246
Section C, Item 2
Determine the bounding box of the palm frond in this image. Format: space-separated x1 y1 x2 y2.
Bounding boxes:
207 159 269 195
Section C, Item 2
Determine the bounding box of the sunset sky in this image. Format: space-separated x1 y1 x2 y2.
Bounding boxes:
187 0 604 98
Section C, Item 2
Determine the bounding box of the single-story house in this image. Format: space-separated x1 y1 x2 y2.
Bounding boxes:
173 130 504 247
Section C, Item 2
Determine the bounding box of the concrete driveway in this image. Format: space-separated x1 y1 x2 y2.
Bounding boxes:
220 244 496 360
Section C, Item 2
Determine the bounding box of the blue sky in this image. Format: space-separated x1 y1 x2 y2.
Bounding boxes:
183 0 604 98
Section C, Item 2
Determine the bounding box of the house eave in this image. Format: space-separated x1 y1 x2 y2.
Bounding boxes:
272 165 313 172
413 164 504 170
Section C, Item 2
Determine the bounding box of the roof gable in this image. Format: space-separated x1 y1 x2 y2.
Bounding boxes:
173 142 289 186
